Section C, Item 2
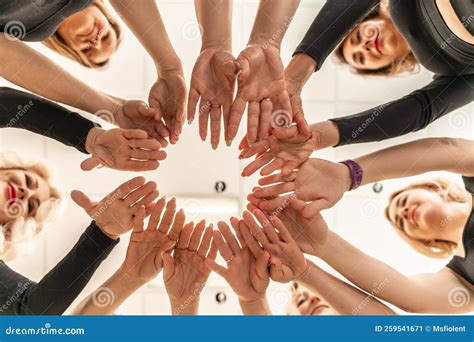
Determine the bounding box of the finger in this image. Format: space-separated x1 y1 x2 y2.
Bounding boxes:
177 222 194 249
238 221 262 257
272 126 299 140
239 134 249 150
123 129 148 140
118 160 160 172
282 160 300 177
128 139 161 150
207 239 218 260
187 87 200 124
269 215 293 243
217 221 241 254
253 209 280 244
276 92 293 123
247 101 260 145
197 226 213 257
124 181 157 206
146 197 167 231
199 98 210 142
70 190 95 213
132 207 146 233
131 190 160 214
239 139 270 160
80 156 105 171
258 173 296 186
259 99 273 141
189 220 206 251
229 217 245 248
204 258 228 278
294 111 311 138
228 96 246 140
223 101 232 146
253 183 295 198
168 208 185 242
302 199 331 218
254 250 270 280
210 106 222 149
290 197 308 212
257 196 290 212
242 211 271 248
113 176 146 199
157 198 177 233
174 93 186 136
162 251 175 282
246 193 266 208
130 149 167 161
156 121 171 141
261 158 286 176
241 153 273 177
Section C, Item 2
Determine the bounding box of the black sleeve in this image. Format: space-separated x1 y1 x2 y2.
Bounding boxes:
294 0 379 71
331 74 474 146
0 87 99 153
0 221 119 315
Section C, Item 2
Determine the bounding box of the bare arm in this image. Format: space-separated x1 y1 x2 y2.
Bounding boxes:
195 0 232 51
315 231 474 314
299 259 396 315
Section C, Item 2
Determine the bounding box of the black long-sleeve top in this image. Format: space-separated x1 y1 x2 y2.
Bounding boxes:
0 87 97 153
295 0 474 146
0 222 119 315
0 0 92 42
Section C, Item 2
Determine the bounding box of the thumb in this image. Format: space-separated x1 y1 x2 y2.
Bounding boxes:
161 251 175 282
204 258 227 278
80 155 104 171
70 190 95 214
255 251 270 279
302 199 330 218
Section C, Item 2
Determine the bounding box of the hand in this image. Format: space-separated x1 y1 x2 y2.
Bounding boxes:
162 220 217 312
114 100 170 147
120 198 185 283
252 158 352 218
71 177 159 239
205 218 270 303
239 126 317 177
240 209 307 283
83 127 166 171
187 48 238 148
247 195 328 256
149 70 187 145
228 44 292 145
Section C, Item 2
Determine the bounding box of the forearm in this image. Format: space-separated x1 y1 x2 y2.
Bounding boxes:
248 0 300 48
72 269 145 315
310 120 341 150
195 0 232 50
110 0 182 74
297 260 395 315
318 231 473 313
239 296 271 315
0 36 121 115
355 138 474 186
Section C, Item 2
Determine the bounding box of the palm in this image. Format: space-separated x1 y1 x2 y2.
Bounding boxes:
115 101 163 139
266 242 305 283
165 249 210 299
269 132 314 169
226 251 265 302
149 73 187 139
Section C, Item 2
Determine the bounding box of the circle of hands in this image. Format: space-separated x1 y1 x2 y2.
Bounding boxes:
73 42 353 309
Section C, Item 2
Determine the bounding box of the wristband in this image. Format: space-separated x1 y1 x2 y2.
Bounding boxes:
340 160 363 191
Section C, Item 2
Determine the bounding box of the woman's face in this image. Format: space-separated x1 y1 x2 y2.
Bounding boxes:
387 188 454 241
0 169 51 223
57 5 118 64
290 282 337 316
342 16 410 71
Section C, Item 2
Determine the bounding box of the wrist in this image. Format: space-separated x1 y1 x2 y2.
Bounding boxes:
155 56 183 76
340 160 363 191
286 53 316 87
201 40 232 52
96 222 120 241
238 293 266 305
311 120 340 150
170 296 200 315
115 267 147 290
295 259 312 282
247 37 281 50
85 127 104 154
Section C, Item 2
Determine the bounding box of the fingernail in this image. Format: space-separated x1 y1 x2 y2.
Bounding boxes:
226 140 232 147
212 145 217 150
201 137 206 142
209 223 214 229
188 119 193 125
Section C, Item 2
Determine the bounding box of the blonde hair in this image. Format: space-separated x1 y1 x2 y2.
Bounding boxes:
0 152 62 261
385 178 470 259
333 0 419 77
42 0 122 69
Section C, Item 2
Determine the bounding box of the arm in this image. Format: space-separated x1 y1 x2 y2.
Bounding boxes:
0 221 118 315
315 231 474 314
299 259 396 315
332 74 474 146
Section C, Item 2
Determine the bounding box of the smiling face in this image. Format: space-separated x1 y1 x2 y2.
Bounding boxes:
387 188 457 241
0 169 51 224
341 16 411 71
290 282 337 316
57 5 118 65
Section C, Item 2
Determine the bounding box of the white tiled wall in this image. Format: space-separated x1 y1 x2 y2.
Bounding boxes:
1 0 472 315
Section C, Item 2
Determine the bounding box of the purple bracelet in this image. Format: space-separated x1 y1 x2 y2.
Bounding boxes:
340 160 363 191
